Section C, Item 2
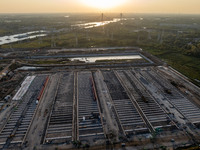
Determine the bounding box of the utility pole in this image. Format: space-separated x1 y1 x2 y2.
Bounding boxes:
101 13 104 22
101 13 105 33
137 35 140 43
148 31 152 40
120 13 123 20
51 35 54 48
75 32 78 47
51 35 56 48
157 32 160 42
160 30 164 44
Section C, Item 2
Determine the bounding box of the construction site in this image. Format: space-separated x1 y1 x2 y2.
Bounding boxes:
0 48 200 150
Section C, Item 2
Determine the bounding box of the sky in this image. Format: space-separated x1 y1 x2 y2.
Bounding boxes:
0 0 200 14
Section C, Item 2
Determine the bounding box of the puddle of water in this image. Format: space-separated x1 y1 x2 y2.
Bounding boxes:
70 55 142 63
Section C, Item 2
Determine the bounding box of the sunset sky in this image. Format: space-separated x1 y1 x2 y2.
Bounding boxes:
0 0 200 14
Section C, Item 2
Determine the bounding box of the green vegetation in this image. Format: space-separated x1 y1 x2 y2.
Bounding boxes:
143 45 200 83
183 42 200 57
0 29 8 35
2 40 51 49
29 59 70 65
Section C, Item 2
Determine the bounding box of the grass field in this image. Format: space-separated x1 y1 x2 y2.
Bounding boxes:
143 46 200 85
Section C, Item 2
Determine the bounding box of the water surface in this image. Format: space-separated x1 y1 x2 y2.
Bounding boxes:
70 55 142 63
0 30 47 46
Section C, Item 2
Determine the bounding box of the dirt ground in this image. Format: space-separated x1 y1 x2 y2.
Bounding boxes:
24 73 60 149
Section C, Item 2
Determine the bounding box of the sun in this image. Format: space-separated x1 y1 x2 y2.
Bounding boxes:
80 0 126 9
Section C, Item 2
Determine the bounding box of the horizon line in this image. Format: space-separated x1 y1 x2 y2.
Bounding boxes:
0 12 200 15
